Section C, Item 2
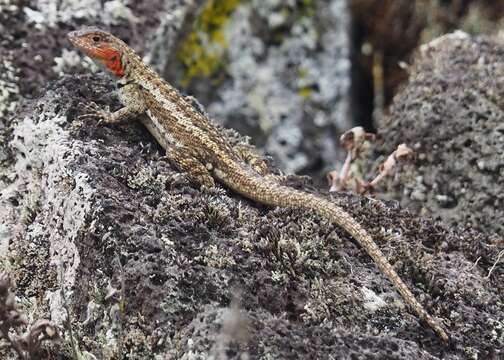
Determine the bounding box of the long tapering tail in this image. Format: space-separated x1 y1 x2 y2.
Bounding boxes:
218 164 448 341
311 194 449 342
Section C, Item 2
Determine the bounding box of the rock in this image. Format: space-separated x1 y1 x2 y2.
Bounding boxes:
0 2 503 358
376 32 504 239
0 72 502 358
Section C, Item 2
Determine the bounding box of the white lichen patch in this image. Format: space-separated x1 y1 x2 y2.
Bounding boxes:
0 0 18 13
52 48 85 76
127 166 171 192
23 0 137 28
207 0 352 173
103 0 139 25
201 244 236 269
420 30 470 54
361 286 387 312
0 58 19 119
1 91 99 333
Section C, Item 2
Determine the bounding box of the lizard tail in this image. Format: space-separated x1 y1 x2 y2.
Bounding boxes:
220 167 448 341
307 194 449 342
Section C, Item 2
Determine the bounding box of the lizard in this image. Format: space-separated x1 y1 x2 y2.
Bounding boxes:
67 27 449 342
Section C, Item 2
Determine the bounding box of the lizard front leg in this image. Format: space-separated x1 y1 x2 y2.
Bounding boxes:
165 146 215 189
79 83 146 124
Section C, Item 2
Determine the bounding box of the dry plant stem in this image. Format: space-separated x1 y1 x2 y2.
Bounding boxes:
368 170 387 189
363 144 414 194
1 272 60 359
0 273 28 359
338 152 353 190
486 249 504 279
59 264 79 360
468 257 482 271
116 254 125 359
329 127 378 193
326 170 339 192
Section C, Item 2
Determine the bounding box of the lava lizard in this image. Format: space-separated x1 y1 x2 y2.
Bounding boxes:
68 27 448 342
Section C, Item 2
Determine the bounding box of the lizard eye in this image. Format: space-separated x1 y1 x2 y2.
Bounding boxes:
92 35 101 43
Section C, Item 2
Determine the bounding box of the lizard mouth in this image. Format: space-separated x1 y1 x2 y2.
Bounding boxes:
67 31 93 57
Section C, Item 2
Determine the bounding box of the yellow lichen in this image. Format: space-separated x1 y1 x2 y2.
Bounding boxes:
300 0 315 17
297 68 313 100
177 0 242 87
298 87 313 99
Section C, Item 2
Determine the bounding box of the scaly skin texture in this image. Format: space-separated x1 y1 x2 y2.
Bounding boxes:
68 27 449 342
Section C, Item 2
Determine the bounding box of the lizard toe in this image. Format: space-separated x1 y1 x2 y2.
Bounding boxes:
77 102 112 124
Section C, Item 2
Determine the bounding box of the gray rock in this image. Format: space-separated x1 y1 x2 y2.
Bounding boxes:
0 73 502 359
375 32 504 238
0 2 503 358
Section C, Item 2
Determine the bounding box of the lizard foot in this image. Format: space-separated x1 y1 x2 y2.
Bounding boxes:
77 102 112 124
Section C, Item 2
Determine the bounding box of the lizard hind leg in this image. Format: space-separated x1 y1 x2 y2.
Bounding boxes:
164 147 215 188
234 145 306 185
234 145 269 176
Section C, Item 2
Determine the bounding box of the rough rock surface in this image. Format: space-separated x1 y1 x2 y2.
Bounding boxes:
374 32 504 241
0 1 503 359
0 73 502 358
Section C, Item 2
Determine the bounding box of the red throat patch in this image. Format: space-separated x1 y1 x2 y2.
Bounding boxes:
102 48 124 77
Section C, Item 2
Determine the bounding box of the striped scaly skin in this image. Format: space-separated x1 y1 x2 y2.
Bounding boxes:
68 27 449 342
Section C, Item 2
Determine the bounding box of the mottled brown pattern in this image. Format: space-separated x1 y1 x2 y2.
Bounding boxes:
68 28 448 342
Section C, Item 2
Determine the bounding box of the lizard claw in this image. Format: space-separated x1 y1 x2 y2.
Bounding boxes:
77 102 111 124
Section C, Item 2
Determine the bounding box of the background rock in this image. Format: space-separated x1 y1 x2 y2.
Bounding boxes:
373 32 504 240
351 0 504 113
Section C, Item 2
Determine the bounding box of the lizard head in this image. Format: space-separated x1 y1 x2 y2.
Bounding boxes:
68 27 125 77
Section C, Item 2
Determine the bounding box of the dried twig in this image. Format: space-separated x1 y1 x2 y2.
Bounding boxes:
486 249 504 279
359 143 414 194
328 127 376 192
327 129 414 195
59 264 79 360
0 272 59 359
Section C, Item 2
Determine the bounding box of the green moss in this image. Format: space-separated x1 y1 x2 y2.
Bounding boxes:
177 0 242 87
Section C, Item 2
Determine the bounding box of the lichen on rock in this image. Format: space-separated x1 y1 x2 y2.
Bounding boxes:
177 0 242 86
